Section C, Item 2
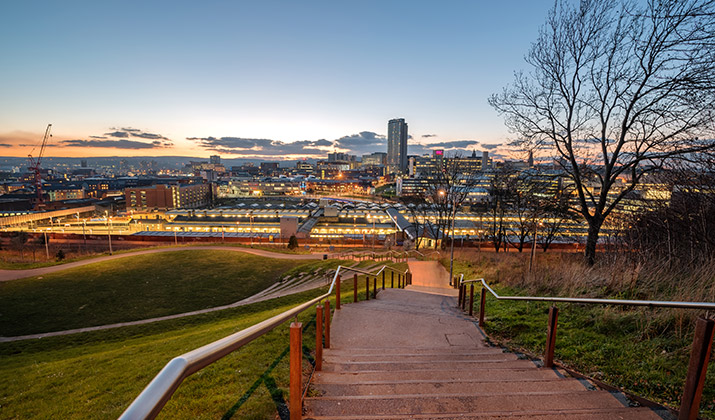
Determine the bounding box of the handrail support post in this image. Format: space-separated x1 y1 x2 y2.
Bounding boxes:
353 274 358 303
679 317 714 420
315 306 323 371
335 275 341 310
479 287 486 327
289 322 302 420
469 284 474 316
544 306 559 368
324 300 331 349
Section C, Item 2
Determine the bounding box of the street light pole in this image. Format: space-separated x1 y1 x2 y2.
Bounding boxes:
108 218 113 255
529 222 540 272
448 198 456 287
44 229 50 259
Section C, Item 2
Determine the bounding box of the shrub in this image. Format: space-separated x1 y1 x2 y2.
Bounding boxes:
287 235 298 250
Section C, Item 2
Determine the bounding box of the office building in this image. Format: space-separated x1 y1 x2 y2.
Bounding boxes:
387 118 408 173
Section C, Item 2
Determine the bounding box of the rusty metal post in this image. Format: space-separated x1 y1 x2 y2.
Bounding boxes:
391 271 394 288
324 300 331 349
544 306 559 368
462 283 467 311
335 275 341 310
315 305 323 371
289 322 302 420
353 274 358 303
382 271 385 290
679 317 714 420
458 283 463 308
373 277 377 298
365 276 370 300
479 287 486 327
407 272 411 285
469 284 474 316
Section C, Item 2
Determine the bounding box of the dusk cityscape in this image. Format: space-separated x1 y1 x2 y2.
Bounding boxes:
1 1 714 419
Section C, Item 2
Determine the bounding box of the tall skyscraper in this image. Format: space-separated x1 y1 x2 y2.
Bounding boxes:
387 118 408 173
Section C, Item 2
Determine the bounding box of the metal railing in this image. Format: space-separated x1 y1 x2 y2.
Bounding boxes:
119 263 408 420
456 276 715 420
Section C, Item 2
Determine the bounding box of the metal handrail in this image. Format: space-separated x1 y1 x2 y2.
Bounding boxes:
459 278 715 311
120 262 404 420
328 264 409 293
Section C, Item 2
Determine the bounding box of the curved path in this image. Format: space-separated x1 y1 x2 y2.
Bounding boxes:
0 246 324 282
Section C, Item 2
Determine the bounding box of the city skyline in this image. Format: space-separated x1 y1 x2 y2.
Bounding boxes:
0 1 554 160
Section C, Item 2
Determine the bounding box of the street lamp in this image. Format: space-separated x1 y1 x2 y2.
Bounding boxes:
448 195 457 287
529 221 543 272
105 211 113 255
44 228 50 259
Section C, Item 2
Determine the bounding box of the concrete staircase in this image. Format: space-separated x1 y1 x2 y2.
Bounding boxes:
304 286 668 419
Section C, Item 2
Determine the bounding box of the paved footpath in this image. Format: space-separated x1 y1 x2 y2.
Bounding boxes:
305 261 666 419
0 246 323 282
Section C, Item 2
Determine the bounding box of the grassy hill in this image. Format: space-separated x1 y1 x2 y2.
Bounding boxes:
0 250 331 337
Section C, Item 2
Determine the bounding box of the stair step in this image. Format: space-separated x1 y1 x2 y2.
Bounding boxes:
313 368 562 384
305 391 629 417
323 358 531 372
323 352 518 363
313 378 589 396
305 406 664 420
323 348 508 360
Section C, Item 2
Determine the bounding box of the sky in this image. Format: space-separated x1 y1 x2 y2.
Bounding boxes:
0 0 553 161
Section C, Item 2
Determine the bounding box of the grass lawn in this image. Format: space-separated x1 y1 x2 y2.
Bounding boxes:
0 260 403 419
0 250 338 337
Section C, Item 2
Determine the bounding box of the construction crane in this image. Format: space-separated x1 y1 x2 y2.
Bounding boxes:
28 124 52 210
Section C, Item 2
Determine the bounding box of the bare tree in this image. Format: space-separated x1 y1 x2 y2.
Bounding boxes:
490 0 715 265
423 155 480 249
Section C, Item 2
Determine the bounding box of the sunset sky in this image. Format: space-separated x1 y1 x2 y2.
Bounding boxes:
0 1 552 160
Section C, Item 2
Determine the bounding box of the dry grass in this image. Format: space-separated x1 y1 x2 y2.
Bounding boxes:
447 249 715 335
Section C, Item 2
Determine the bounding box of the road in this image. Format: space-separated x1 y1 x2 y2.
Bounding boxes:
0 246 324 282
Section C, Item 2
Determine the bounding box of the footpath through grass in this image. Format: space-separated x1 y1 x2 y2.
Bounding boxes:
446 250 715 418
0 259 404 419
0 250 335 337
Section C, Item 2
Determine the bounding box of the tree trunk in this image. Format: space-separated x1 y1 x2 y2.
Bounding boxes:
584 219 603 266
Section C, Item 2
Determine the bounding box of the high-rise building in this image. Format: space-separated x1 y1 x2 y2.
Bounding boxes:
387 118 408 173
210 155 221 165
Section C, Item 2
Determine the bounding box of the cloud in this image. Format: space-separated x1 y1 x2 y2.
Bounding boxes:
56 127 176 149
481 143 502 150
331 131 387 155
187 136 331 156
105 131 129 138
105 127 170 141
424 140 480 149
56 139 171 149
422 134 437 138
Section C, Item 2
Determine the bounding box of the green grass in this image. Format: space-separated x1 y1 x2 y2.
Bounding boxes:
443 251 715 418
0 259 405 420
0 244 171 270
481 292 715 417
0 250 331 336
0 290 322 420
